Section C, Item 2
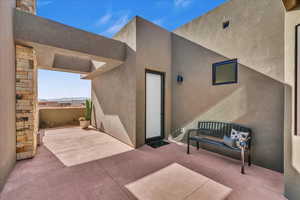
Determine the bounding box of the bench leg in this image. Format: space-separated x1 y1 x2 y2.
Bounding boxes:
187 137 190 154
196 141 200 150
241 147 245 174
248 151 252 166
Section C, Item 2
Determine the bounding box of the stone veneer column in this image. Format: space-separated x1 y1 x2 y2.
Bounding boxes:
16 0 36 14
15 0 38 160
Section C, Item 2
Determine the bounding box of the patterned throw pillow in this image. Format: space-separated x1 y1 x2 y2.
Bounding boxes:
230 129 249 149
238 131 249 140
230 129 239 140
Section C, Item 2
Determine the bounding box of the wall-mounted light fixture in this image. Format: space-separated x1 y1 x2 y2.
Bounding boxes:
16 94 23 100
223 20 230 29
177 74 184 84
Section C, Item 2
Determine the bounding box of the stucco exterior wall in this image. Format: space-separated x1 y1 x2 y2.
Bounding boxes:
174 0 285 82
135 17 172 147
91 17 172 148
284 6 300 199
39 107 85 128
171 34 284 172
91 18 137 147
0 0 16 191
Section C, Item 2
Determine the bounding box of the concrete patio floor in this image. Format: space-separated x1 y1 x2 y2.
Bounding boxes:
125 163 232 200
43 127 134 166
0 128 286 200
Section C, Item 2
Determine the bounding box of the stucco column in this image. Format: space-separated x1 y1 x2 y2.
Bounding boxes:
15 0 38 160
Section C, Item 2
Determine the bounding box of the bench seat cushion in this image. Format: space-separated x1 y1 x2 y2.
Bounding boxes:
190 136 242 151
223 135 236 148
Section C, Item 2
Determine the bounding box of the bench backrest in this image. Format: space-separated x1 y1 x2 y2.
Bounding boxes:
198 121 252 139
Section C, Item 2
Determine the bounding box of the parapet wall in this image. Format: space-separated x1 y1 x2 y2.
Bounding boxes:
39 107 85 128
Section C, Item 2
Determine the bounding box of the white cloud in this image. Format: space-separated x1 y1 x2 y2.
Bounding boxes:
95 13 112 26
105 13 130 35
152 18 164 26
174 0 192 8
155 1 170 8
37 0 53 7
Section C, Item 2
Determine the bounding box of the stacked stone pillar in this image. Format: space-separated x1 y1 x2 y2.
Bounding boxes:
15 0 38 160
16 0 36 14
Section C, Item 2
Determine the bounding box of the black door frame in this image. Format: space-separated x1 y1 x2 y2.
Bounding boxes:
295 24 300 135
145 69 165 143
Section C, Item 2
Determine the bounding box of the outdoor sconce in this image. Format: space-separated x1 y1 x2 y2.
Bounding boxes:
177 75 184 84
16 94 23 100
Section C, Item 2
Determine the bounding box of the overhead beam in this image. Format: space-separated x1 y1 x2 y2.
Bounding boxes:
14 9 126 76
14 9 126 64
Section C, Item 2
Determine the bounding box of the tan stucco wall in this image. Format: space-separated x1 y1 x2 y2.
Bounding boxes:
171 34 284 172
0 0 16 191
174 0 285 82
91 18 137 147
284 6 300 199
91 17 172 148
39 107 85 128
135 17 172 147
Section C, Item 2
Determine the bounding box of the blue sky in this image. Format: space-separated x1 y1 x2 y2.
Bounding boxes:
37 0 227 99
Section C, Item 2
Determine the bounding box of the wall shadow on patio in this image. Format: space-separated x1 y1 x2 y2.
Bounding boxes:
92 87 135 148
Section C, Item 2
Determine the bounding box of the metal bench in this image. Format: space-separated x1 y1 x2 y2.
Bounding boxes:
187 121 252 174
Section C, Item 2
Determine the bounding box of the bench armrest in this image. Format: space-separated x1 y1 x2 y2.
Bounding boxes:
187 128 207 138
187 129 199 140
187 129 198 136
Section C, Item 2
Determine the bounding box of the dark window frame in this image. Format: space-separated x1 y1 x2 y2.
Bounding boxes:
212 59 238 86
223 21 230 29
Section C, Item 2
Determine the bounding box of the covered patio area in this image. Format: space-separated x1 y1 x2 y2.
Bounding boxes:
0 127 285 200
